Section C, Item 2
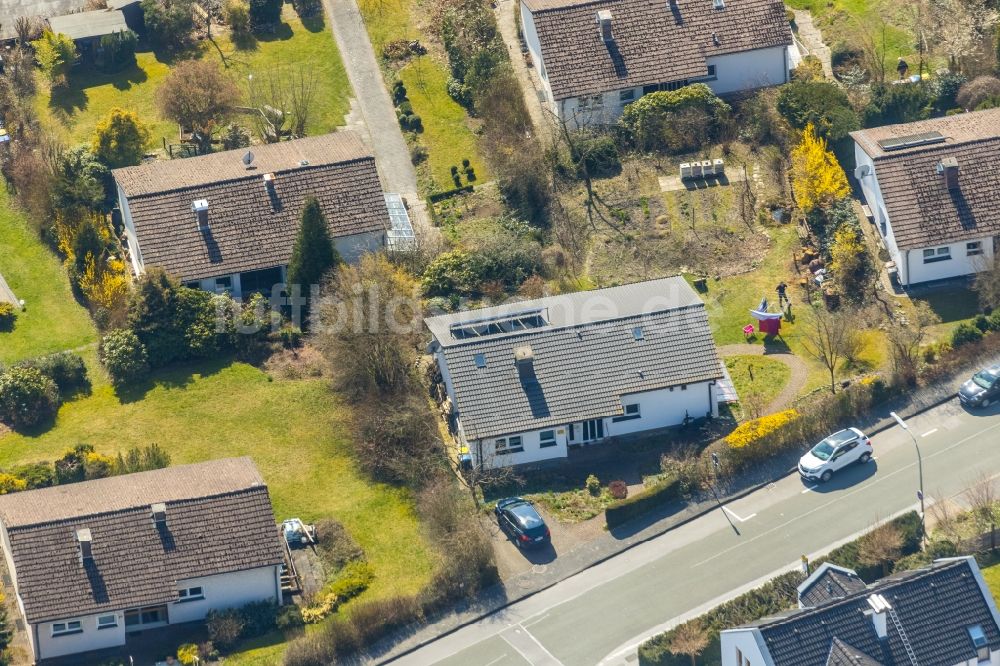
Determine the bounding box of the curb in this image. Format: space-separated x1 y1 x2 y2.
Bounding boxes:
379 388 962 664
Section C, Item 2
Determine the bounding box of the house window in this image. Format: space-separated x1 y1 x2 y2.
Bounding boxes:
474 353 487 369
577 95 604 111
681 384 688 390
52 621 82 636
539 430 557 448
177 586 204 602
619 89 635 104
968 241 983 256
214 276 233 294
706 65 717 79
97 614 117 630
613 404 641 422
495 436 524 455
923 246 951 263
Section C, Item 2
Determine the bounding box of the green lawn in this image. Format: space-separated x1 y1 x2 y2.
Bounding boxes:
983 559 1000 607
913 287 981 342
358 0 489 191
0 360 436 607
725 355 791 407
38 7 352 150
0 188 97 365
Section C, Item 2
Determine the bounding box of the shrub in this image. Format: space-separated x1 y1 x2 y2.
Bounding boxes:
315 518 365 571
585 474 601 496
238 601 279 638
957 76 1000 110
777 80 859 140
863 82 931 127
609 480 628 500
0 366 60 428
100 328 150 385
724 409 799 449
55 444 94 484
620 84 731 152
176 643 199 666
221 123 251 150
98 29 137 71
206 609 245 651
931 72 967 113
951 322 984 349
84 452 117 479
391 80 408 105
349 596 422 646
422 251 479 295
570 130 621 178
0 302 17 331
11 462 54 489
292 0 323 17
276 605 304 632
974 313 993 332
0 474 27 495
327 561 375 602
20 352 88 395
820 511 922 580
223 0 252 36
141 0 194 50
605 475 682 529
409 142 428 165
249 0 283 29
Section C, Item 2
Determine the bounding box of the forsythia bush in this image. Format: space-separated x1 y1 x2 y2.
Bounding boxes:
0 474 27 495
725 409 800 449
791 123 850 212
79 255 130 312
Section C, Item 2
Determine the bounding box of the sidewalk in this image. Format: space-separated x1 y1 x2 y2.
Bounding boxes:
372 357 990 664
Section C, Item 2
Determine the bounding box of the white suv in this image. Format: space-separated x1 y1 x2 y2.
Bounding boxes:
798 428 873 483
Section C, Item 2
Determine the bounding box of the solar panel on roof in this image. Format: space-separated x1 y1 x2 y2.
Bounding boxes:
877 131 945 151
449 309 549 339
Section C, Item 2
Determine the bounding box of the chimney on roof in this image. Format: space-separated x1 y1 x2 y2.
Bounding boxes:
937 157 959 190
866 593 891 639
192 199 209 231
514 345 536 383
596 10 613 43
151 502 167 526
77 528 93 563
263 172 275 190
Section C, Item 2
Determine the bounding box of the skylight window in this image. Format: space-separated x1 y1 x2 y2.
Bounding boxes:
969 625 990 662
474 353 487 369
713 0 725 9
633 326 644 340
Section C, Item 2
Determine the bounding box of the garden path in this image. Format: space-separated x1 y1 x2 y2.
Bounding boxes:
792 9 834 78
717 343 809 414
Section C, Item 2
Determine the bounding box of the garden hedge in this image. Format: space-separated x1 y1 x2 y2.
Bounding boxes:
605 475 681 529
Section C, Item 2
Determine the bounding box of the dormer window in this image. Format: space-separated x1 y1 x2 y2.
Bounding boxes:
713 0 725 8
969 625 990 662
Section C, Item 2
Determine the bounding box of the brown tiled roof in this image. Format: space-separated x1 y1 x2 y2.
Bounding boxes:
524 0 792 100
0 458 284 624
850 110 1000 250
113 133 389 283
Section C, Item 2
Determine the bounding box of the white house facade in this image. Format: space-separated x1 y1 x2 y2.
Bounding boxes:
0 458 285 663
427 277 723 468
720 557 1000 666
851 108 1000 287
520 0 794 126
112 132 391 298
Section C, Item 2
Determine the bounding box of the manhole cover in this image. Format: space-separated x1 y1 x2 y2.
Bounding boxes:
532 564 548 575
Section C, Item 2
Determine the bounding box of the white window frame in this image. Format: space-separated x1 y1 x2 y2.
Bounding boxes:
923 246 951 263
613 403 641 422
52 620 83 637
177 586 205 602
619 89 635 104
967 241 983 256
577 94 604 111
97 614 118 630
495 436 524 455
705 64 717 80
539 430 557 448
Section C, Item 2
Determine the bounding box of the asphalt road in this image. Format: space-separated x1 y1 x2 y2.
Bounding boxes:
388 397 1000 666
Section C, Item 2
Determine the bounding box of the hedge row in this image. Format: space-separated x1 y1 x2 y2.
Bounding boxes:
815 510 922 581
428 185 474 203
605 475 681 529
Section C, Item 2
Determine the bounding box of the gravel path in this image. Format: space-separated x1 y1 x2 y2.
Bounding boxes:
718 343 809 413
792 9 834 79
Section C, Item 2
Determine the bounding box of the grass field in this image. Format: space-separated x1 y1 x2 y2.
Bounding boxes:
0 359 436 608
725 355 791 407
983 558 1000 606
37 7 352 150
0 189 97 365
357 0 489 191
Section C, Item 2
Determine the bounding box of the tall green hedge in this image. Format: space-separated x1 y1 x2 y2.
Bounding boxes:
605 475 681 529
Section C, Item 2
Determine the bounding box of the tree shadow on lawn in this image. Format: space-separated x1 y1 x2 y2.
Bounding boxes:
114 355 233 404
48 83 89 116
302 14 327 32
256 22 295 43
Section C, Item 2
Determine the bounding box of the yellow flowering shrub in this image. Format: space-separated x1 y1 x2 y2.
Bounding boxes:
725 409 799 450
79 255 130 312
0 474 27 495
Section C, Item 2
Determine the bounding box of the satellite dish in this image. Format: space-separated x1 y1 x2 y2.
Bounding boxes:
242 150 255 167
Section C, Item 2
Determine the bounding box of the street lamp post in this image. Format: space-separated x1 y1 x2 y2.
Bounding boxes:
890 411 925 541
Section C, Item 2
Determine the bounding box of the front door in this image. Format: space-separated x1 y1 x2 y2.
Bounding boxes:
582 419 605 442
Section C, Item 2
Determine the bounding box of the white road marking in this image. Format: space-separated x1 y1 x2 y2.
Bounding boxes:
922 428 938 437
484 657 507 666
801 485 818 494
721 506 757 522
499 624 564 666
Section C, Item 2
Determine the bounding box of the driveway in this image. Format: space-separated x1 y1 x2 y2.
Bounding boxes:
322 0 430 233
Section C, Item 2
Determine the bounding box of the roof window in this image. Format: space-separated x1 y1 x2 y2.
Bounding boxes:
633 326 644 340
474 353 487 369
969 625 990 662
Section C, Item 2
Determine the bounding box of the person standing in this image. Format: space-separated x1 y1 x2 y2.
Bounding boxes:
776 281 788 307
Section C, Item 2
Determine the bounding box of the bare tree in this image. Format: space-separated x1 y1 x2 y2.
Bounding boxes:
246 68 288 143
454 442 522 509
883 302 940 386
801 307 855 393
13 16 36 46
858 520 904 576
966 473 999 551
927 0 999 74
669 621 710 666
858 15 888 84
287 67 318 137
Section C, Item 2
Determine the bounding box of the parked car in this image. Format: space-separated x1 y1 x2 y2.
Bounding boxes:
798 428 873 483
959 364 1000 408
495 497 550 548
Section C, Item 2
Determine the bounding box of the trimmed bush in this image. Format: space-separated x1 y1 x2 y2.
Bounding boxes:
951 322 984 349
0 366 60 429
777 80 859 140
276 605 304 631
609 480 628 500
100 328 150 385
0 302 16 331
249 0 283 29
724 409 799 450
621 84 731 152
605 475 681 529
20 351 88 395
11 462 54 489
206 609 244 651
585 474 601 496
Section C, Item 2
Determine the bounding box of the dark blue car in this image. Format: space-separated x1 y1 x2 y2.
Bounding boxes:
495 497 550 548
